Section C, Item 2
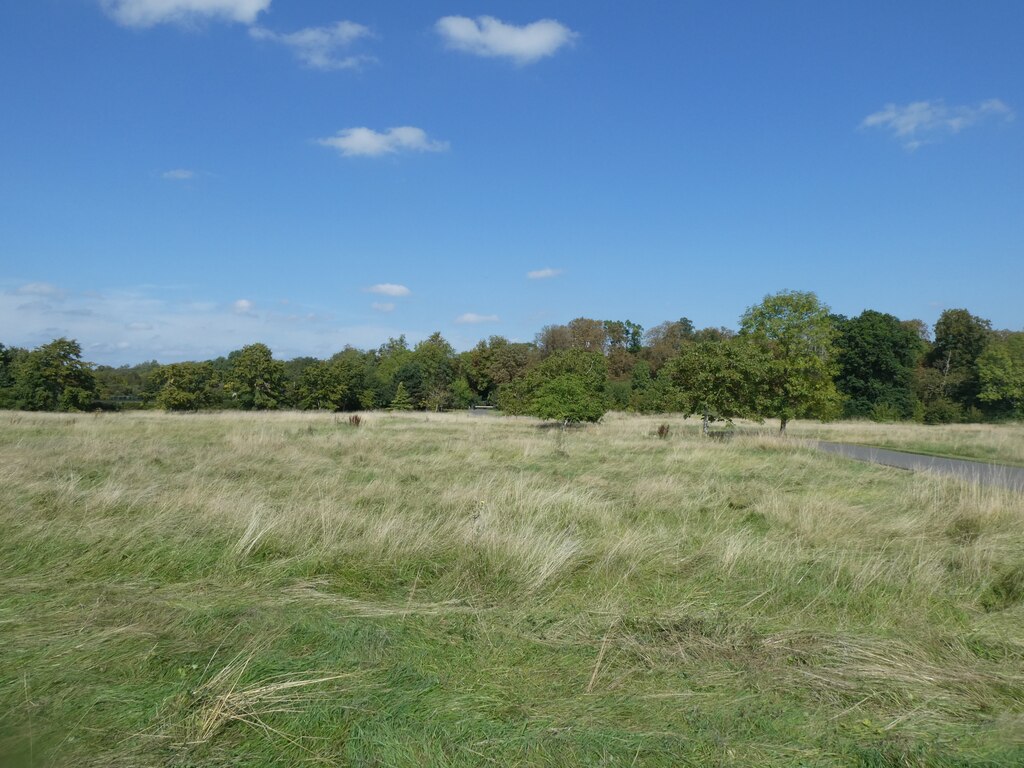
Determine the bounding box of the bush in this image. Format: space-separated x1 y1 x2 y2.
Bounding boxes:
923 398 962 424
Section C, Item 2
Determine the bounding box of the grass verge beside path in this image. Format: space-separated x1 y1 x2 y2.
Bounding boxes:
2 410 1023 766
782 419 1024 468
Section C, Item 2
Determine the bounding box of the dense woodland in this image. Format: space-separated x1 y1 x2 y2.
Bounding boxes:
2 291 1022 428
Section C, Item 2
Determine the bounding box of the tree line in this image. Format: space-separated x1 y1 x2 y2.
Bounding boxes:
1 291 1021 428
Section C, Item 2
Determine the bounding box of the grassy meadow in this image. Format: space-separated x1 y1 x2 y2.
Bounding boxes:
2 410 1023 766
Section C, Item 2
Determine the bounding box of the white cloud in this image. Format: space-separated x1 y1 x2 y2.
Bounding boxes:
371 302 395 313
232 298 255 315
861 98 1014 149
526 267 563 280
100 0 270 27
162 169 195 181
249 21 374 71
436 15 577 65
317 127 449 158
365 283 411 297
456 313 499 324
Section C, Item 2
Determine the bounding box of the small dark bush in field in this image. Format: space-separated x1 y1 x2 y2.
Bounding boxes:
348 414 362 428
656 424 670 439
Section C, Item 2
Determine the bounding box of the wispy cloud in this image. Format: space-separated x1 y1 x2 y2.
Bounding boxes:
371 302 395 313
13 282 66 299
100 0 270 28
317 127 449 158
0 281 414 365
861 98 1014 149
249 21 374 71
456 313 499 324
526 267 563 280
365 283 411 297
436 15 577 65
162 169 195 181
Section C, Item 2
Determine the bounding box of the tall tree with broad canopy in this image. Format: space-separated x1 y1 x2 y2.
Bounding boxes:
833 310 921 420
224 343 286 410
927 308 992 412
12 337 96 411
740 290 841 433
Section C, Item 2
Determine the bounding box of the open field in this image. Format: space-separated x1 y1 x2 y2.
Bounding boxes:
783 420 1024 468
2 411 1023 767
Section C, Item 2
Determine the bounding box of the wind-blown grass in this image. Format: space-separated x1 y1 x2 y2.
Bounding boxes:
1 410 1022 766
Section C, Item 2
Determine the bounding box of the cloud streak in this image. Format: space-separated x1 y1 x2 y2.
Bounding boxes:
317 127 449 157
162 169 195 181
456 313 499 324
436 15 577 65
365 283 411 297
249 21 374 70
101 0 270 28
527 267 563 280
861 98 1014 149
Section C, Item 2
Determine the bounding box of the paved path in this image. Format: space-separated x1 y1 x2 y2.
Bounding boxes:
813 441 1024 492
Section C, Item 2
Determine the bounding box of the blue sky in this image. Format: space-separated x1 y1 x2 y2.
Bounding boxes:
1 1 1022 365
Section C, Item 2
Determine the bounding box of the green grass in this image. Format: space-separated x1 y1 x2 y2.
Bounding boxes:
2 410 1023 766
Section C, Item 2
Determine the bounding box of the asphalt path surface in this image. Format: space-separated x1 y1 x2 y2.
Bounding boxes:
814 441 1024 492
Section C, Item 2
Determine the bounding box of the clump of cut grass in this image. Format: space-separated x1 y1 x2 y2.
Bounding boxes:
184 649 351 747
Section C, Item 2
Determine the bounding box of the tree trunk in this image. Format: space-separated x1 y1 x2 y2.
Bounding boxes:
702 408 710 437
779 417 788 435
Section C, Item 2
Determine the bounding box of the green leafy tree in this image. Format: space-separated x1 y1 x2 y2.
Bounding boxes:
224 343 285 410
0 344 28 409
13 338 96 411
465 336 537 404
414 332 456 410
501 349 609 423
449 377 477 409
739 290 841 433
926 309 992 412
531 374 607 424
389 382 414 410
834 310 921 420
662 339 769 433
295 360 347 410
149 362 221 410
978 332 1024 418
